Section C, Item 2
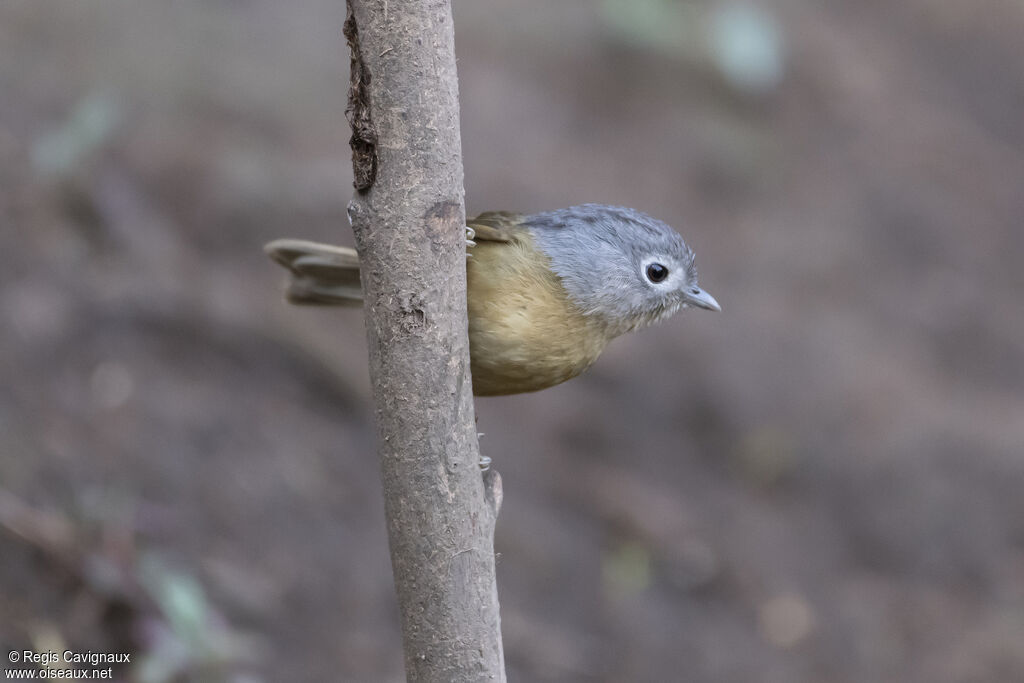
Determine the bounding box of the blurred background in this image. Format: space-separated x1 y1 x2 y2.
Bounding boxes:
2 1 1023 681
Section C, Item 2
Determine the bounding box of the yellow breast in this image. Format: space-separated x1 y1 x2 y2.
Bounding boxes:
466 232 609 396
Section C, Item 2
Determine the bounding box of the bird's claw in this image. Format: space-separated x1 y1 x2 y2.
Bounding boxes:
478 454 492 471
465 226 476 248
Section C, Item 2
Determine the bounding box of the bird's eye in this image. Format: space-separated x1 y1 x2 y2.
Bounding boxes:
646 263 669 283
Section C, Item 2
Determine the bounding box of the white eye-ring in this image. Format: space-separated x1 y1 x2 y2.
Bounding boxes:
641 256 676 286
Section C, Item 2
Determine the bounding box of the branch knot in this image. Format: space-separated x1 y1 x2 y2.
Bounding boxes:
343 3 378 192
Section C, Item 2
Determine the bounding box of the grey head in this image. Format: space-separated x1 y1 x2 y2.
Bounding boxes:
524 204 720 335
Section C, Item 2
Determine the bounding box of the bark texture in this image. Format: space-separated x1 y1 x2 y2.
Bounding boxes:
343 1 505 680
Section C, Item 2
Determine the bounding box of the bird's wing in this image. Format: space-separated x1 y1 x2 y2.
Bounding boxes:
467 211 524 243
266 213 525 305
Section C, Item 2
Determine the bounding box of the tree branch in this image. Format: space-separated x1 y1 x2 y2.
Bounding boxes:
342 1 505 680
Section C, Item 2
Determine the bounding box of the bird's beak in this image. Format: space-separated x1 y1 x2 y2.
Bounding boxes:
684 286 721 312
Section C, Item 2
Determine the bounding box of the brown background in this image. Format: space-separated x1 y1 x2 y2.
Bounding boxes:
2 1 1023 681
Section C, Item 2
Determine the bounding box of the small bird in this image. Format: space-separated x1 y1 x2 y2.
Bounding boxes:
266 203 719 396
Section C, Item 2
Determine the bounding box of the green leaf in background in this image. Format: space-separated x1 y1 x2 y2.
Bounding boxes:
600 0 701 59
600 0 785 95
603 539 653 598
709 3 785 94
31 93 120 177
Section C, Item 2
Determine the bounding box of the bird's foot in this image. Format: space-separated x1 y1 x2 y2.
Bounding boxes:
465 226 476 248
478 454 492 471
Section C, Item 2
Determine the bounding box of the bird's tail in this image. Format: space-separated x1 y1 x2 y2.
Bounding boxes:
264 239 364 306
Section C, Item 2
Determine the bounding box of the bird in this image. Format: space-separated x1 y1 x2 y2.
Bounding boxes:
265 203 719 396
